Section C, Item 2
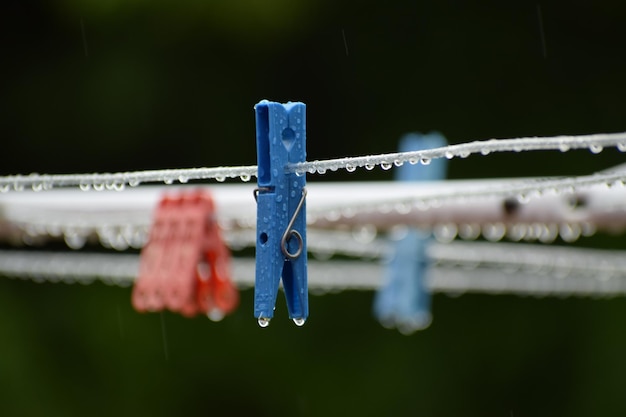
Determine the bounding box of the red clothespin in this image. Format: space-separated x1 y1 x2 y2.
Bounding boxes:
132 190 239 320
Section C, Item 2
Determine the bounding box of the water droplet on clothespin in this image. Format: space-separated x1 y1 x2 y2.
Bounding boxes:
589 144 603 154
178 175 189 184
380 162 392 170
420 157 431 165
215 176 226 182
240 174 251 182
257 317 271 328
293 317 306 326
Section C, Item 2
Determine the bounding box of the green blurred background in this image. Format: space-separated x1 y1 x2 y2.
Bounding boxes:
2 1 626 416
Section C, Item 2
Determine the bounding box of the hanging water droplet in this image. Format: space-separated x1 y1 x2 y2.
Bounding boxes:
295 170 305 177
444 150 454 159
482 223 506 242
0 184 9 193
113 182 125 191
257 317 271 328
516 193 530 204
13 182 24 192
352 224 377 244
64 232 87 250
420 157 431 165
216 176 226 182
365 163 375 171
316 167 327 175
240 174 251 182
93 183 105 191
346 164 357 173
558 143 570 152
208 309 225 322
433 223 458 243
128 179 141 187
459 150 470 158
293 317 306 326
393 159 404 167
559 223 581 243
408 157 418 165
589 144 603 154
163 178 173 185
381 162 392 170
480 148 491 156
617 143 626 152
178 175 189 184
31 183 43 192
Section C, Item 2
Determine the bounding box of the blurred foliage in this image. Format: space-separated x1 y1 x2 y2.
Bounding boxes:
2 0 626 416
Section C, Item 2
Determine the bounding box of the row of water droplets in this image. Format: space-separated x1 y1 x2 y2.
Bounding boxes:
0 166 258 193
2 132 626 192
290 132 626 175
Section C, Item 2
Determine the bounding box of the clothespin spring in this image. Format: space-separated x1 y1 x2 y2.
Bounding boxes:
281 188 307 259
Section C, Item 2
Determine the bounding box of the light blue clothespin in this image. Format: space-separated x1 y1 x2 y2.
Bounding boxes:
373 132 448 334
254 100 308 327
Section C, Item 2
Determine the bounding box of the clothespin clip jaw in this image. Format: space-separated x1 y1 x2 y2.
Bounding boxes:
374 132 448 334
254 100 308 327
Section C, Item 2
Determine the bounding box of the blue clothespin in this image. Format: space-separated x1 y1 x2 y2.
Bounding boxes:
373 132 448 334
254 100 308 327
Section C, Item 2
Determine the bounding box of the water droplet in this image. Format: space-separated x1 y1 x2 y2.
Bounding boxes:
559 223 581 242
365 164 375 171
480 148 491 156
408 157 418 165
458 223 481 240
257 317 271 328
316 167 327 175
163 178 173 185
433 223 458 243
216 176 226 182
293 317 306 326
352 224 377 243
208 309 225 322
129 179 141 187
420 157 431 165
0 184 9 193
13 182 24 192
93 183 105 191
482 223 506 242
113 182 125 191
346 164 357 173
589 144 603 154
240 174 251 182
459 150 470 158
444 151 454 159
617 143 626 152
178 175 189 184
64 232 87 250
394 202 411 214
381 162 392 170
516 193 530 204
31 183 43 192
393 159 404 167
295 170 305 177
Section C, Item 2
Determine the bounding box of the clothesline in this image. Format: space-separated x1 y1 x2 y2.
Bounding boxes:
1 131 625 191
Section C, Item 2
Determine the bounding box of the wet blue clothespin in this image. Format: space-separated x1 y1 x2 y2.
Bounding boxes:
254 100 308 327
373 132 448 334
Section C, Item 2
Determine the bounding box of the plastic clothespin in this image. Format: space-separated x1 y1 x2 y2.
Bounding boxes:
373 132 448 334
132 190 239 320
254 100 308 327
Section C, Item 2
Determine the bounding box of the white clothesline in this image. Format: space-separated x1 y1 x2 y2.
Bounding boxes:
1 131 625 191
2 241 626 297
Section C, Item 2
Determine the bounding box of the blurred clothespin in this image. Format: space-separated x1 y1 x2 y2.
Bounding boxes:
132 190 239 320
254 100 308 327
374 132 448 334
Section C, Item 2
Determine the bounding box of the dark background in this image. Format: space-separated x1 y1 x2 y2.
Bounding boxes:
2 1 626 416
